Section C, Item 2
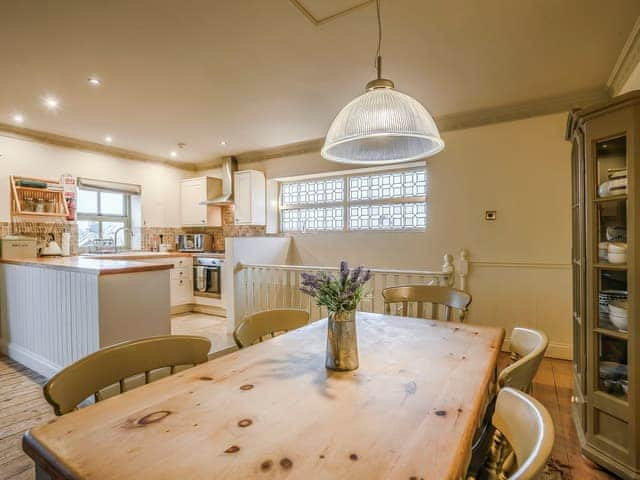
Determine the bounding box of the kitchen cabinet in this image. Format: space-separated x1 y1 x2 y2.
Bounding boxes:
566 91 640 479
181 177 223 227
134 256 193 309
170 257 193 307
233 170 265 225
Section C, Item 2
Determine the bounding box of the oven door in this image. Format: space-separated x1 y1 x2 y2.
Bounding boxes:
193 265 220 295
207 265 220 294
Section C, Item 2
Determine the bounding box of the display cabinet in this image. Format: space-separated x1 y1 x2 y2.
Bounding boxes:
566 91 640 479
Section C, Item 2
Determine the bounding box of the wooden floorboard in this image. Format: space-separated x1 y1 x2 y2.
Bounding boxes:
0 354 622 480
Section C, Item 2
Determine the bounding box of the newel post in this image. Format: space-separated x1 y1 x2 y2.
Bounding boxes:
441 254 454 287
459 250 470 292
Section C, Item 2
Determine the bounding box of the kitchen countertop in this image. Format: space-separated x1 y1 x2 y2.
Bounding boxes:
82 251 226 260
0 257 174 275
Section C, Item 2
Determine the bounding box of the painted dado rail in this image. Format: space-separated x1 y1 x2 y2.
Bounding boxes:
237 251 470 322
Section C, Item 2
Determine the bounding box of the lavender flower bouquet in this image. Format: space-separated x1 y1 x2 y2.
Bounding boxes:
300 261 372 313
300 261 371 371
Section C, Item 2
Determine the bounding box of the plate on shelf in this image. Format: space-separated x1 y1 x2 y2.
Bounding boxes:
599 361 628 380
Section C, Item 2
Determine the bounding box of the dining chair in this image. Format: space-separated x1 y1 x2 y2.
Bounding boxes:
381 285 472 322
234 309 310 348
468 328 548 477
44 335 211 416
480 387 554 480
498 327 549 393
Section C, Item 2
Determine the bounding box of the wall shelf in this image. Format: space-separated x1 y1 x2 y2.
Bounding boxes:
10 175 69 219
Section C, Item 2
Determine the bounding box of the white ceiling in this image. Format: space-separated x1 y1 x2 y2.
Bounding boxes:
0 0 638 164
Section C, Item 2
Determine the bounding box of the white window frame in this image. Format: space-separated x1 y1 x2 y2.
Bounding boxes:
77 186 133 250
278 164 427 233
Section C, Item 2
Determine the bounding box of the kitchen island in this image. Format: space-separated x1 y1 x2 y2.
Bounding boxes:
0 256 172 377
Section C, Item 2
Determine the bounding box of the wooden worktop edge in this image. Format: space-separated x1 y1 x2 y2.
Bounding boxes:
0 258 173 275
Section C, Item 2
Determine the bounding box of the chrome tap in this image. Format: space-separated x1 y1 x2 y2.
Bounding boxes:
113 227 134 253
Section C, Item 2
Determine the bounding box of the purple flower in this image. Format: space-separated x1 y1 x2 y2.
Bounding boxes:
299 261 372 312
339 261 349 285
349 265 362 283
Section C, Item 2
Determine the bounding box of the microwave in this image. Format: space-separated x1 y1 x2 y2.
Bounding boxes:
176 233 213 252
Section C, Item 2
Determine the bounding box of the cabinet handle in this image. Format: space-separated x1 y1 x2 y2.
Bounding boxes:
179 271 184 276
179 280 184 285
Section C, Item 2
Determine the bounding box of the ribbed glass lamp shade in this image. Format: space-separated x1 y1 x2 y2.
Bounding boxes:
321 87 444 165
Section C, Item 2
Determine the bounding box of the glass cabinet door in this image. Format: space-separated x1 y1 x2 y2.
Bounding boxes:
593 136 629 402
571 131 587 399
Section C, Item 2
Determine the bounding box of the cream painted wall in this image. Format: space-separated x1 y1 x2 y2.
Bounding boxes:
0 134 195 226
229 113 573 358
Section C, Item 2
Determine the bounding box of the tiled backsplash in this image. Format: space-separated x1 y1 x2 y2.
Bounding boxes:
1 206 269 254
0 220 80 255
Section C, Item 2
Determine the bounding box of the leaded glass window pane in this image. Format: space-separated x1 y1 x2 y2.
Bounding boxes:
281 178 344 206
349 203 426 230
349 170 426 201
281 207 344 232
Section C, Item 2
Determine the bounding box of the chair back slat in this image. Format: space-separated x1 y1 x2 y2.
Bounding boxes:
382 285 471 322
234 309 310 348
44 335 211 416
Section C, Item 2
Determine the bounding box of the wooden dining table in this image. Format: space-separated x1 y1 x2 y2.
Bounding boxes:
24 312 504 480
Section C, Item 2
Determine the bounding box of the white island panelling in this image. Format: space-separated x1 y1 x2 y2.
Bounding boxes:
0 262 170 377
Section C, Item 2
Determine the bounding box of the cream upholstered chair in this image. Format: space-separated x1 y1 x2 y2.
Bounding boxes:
234 309 310 348
482 387 555 480
382 285 471 322
499 328 549 393
44 335 211 416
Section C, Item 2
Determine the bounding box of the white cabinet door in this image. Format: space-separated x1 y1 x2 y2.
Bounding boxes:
181 179 207 226
234 171 252 224
233 170 265 225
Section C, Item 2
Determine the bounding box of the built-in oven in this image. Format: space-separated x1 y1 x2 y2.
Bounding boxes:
193 257 221 297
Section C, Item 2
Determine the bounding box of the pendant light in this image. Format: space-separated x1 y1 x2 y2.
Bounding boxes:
321 0 444 165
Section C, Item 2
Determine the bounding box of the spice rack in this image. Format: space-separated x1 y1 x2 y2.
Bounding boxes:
10 175 69 218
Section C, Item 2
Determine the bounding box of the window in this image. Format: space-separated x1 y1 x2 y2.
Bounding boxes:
279 167 427 232
77 188 132 249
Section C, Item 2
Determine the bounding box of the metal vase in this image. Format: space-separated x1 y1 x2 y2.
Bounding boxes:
325 309 359 371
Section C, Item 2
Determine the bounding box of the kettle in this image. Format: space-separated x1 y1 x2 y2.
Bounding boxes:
40 233 63 257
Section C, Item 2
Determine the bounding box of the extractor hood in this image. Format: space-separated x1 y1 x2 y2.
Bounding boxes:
200 157 237 205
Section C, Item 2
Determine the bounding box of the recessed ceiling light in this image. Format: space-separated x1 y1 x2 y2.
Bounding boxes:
104 135 113 144
88 76 101 86
220 140 227 146
170 151 178 158
12 113 24 124
43 96 60 110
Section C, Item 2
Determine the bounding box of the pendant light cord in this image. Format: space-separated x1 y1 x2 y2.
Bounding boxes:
375 0 382 79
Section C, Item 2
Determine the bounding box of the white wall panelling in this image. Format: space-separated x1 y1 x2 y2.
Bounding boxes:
0 264 99 377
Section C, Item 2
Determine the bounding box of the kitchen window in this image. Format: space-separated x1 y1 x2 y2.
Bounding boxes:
279 167 427 232
76 178 141 250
